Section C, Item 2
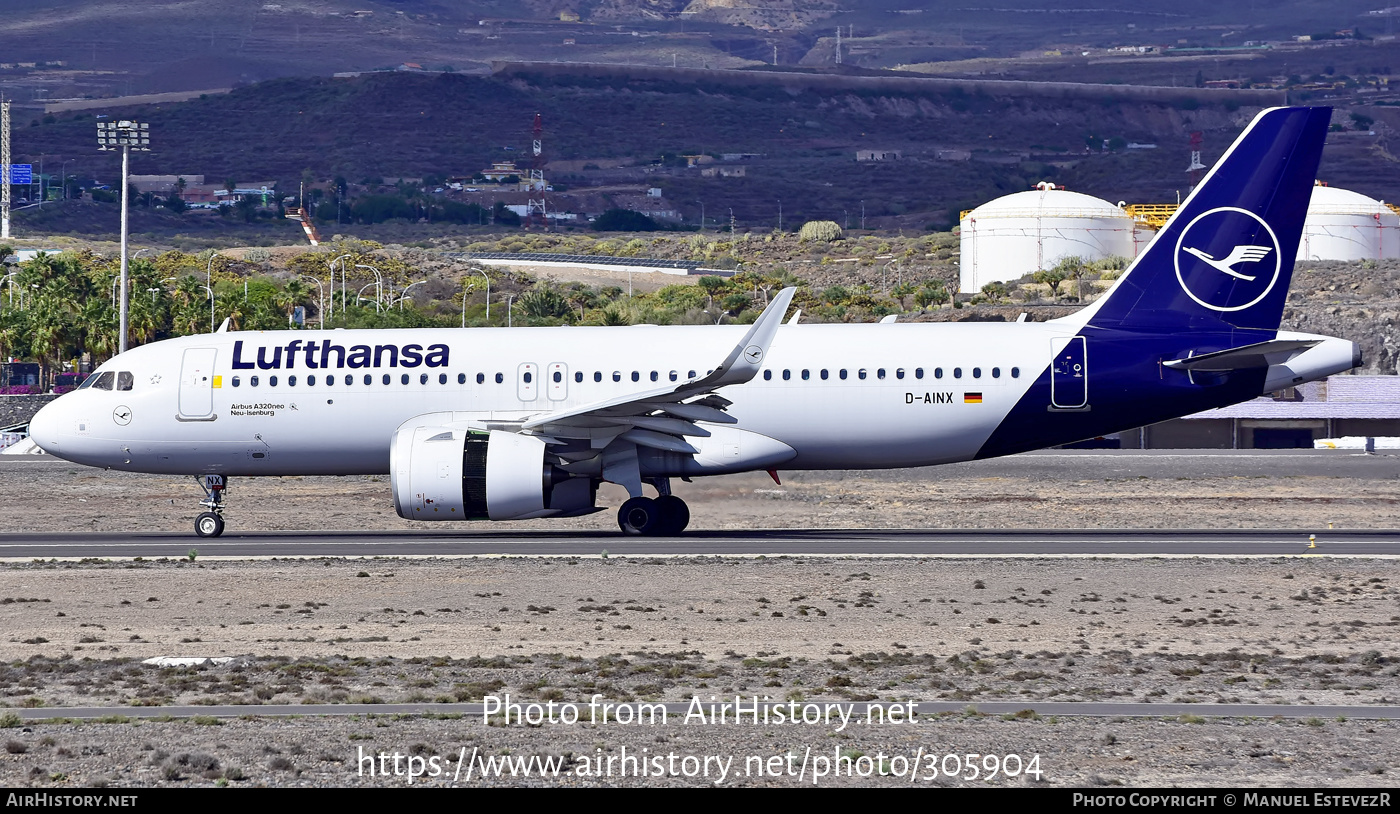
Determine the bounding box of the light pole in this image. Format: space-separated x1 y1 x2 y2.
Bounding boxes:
505 294 514 328
1 271 17 307
329 253 351 320
60 160 72 201
97 119 149 353
470 267 490 321
299 275 325 329
461 283 474 328
355 264 382 308
694 200 704 231
204 253 219 333
396 280 426 311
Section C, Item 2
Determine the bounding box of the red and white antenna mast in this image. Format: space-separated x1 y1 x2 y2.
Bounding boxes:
527 112 547 228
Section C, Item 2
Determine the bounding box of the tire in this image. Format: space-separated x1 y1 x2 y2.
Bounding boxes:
195 512 225 538
654 495 690 536
617 496 658 536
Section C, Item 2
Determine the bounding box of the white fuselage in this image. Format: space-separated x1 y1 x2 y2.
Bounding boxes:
31 321 1063 476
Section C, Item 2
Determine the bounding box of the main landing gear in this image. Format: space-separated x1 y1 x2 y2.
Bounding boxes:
194 475 227 538
617 479 690 536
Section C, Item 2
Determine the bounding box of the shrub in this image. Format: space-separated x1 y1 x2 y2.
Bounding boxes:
798 220 843 242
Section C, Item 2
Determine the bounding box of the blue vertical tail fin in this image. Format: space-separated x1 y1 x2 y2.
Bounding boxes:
1078 106 1331 335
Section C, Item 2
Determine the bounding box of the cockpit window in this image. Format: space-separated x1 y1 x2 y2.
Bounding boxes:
91 371 115 391
78 372 100 389
116 371 134 391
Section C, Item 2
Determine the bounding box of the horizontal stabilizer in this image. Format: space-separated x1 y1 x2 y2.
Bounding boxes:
1163 338 1321 372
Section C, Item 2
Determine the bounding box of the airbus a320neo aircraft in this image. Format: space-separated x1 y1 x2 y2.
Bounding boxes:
29 107 1360 538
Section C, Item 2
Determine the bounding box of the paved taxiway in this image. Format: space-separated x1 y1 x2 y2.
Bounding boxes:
1 528 1397 558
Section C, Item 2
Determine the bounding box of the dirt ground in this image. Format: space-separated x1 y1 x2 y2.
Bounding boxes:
0 460 1397 787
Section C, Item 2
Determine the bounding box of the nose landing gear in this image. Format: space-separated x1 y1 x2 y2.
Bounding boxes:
194 475 227 538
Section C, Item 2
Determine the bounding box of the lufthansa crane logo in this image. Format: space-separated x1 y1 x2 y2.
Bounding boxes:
1174 206 1282 312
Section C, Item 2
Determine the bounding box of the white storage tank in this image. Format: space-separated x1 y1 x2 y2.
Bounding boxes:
1298 182 1400 262
959 182 1136 294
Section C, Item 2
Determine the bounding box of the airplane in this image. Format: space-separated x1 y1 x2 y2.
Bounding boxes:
27 106 1361 538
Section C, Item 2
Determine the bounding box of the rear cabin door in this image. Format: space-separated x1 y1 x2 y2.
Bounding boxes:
1050 336 1088 410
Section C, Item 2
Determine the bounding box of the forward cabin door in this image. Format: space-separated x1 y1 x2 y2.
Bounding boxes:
178 348 218 420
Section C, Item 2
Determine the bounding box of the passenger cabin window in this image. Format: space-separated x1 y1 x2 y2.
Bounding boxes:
612 371 621 382
839 369 848 380
594 372 602 382
366 375 374 385
232 376 241 388
458 373 467 385
896 369 905 380
269 375 279 387
915 368 924 379
420 373 429 385
439 373 448 385
476 373 485 384
763 370 772 381
383 374 391 385
801 369 810 380
650 371 658 382
877 368 886 380
495 373 504 384
251 376 259 387
934 368 943 379
992 367 1001 378
288 375 298 386
631 371 640 382
972 367 982 379
575 372 583 383
820 369 829 380
782 369 791 381
953 368 962 379
116 372 134 391
858 369 867 380
1011 367 1021 378
401 374 410 385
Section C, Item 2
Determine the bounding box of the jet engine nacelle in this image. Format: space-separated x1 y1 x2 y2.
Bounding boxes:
390 424 594 521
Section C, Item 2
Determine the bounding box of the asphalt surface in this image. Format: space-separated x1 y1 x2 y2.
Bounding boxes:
0 527 1396 559
3 449 1399 558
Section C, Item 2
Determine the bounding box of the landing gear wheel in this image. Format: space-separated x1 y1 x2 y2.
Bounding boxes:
654 495 690 536
617 496 659 536
195 512 225 538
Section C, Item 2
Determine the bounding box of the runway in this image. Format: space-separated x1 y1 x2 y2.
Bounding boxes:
2 527 1398 559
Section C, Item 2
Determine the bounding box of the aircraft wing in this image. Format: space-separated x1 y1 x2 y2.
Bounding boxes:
519 287 797 454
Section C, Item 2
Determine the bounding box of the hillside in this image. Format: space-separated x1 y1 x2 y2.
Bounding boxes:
2 68 1345 231
0 0 1390 103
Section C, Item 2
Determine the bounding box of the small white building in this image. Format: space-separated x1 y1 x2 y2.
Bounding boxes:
959 182 1136 293
1297 183 1400 262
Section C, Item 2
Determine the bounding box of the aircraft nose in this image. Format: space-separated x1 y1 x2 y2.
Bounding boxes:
27 399 63 453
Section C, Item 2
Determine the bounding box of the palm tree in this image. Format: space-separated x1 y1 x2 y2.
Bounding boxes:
276 279 310 325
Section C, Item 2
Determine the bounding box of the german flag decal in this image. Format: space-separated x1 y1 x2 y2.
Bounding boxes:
964 392 983 404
